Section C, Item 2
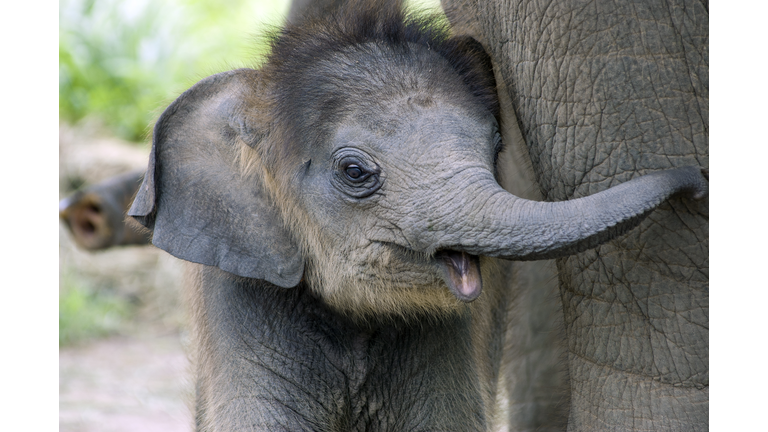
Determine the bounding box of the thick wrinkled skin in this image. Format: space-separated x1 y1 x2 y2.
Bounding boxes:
188 266 488 431
442 0 708 430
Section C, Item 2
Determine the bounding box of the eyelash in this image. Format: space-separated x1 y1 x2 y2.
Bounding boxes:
332 151 382 199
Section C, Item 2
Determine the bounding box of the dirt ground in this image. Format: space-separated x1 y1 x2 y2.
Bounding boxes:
59 123 193 431
59 334 192 432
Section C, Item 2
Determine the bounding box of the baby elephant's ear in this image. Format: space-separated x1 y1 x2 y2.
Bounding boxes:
128 69 304 288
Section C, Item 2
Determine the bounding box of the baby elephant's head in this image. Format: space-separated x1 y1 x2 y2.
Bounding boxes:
129 8 708 318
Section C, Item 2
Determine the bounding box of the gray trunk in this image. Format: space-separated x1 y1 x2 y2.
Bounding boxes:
429 166 706 262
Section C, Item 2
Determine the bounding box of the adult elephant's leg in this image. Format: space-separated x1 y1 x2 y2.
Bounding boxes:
494 78 570 432
502 260 569 432
444 0 709 430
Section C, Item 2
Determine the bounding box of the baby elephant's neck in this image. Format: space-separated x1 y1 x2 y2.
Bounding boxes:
188 266 487 431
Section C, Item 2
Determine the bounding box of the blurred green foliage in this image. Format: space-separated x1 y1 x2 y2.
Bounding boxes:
58 0 444 347
59 0 290 142
59 274 133 346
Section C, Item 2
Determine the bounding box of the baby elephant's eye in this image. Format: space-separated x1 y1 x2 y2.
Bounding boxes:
332 149 383 199
345 164 364 180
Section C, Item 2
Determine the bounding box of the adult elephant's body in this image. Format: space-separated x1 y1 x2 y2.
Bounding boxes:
443 0 709 429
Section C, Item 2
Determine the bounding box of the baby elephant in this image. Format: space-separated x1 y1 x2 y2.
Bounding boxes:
128 4 708 430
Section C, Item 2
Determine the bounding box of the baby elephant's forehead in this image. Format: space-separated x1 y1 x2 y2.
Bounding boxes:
332 101 497 157
317 42 478 105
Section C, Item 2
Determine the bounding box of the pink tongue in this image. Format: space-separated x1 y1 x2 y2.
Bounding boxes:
438 251 483 302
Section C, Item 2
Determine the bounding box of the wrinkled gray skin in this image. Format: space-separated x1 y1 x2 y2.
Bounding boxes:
123 2 707 430
442 0 709 430
59 170 151 250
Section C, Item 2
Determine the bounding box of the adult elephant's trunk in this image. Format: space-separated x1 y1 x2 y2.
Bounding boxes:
420 166 707 300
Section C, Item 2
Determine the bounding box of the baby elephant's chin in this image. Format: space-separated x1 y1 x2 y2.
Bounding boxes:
435 251 483 302
305 265 466 319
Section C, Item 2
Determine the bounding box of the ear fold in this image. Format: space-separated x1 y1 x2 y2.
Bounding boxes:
128 69 304 288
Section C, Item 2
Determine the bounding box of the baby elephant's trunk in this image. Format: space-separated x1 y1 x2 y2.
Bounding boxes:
427 166 707 300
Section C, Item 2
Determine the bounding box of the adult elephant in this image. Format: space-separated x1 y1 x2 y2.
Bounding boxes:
442 0 709 430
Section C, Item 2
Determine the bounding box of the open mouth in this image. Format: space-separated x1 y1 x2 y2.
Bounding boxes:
435 250 483 302
371 242 484 303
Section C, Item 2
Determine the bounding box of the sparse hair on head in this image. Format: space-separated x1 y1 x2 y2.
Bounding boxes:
258 1 499 168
